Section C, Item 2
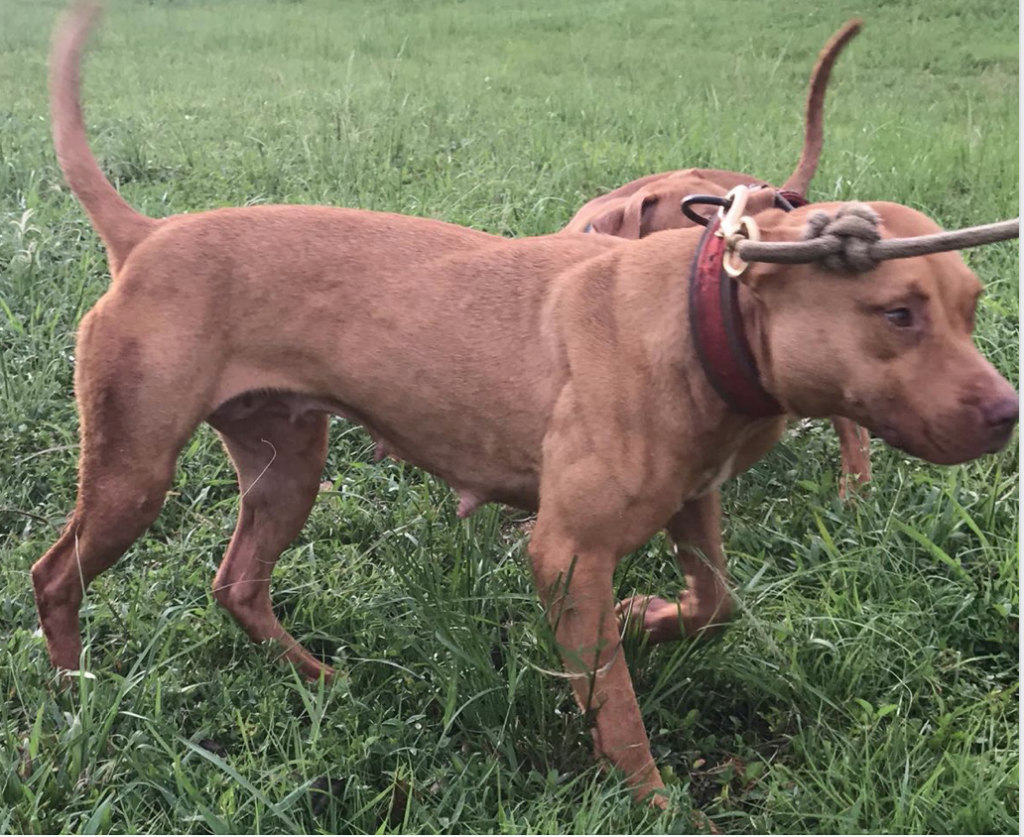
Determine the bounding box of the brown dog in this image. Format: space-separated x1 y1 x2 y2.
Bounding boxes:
565 20 874 499
34 3 1017 806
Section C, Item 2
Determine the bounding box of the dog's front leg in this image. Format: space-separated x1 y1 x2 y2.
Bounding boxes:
528 521 665 807
618 492 733 643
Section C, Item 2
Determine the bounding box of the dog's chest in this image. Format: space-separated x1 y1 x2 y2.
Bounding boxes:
687 453 738 499
682 417 784 500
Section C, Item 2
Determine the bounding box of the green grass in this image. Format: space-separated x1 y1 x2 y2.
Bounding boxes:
0 0 1018 832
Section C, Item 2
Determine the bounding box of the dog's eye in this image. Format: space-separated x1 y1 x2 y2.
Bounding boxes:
884 307 913 328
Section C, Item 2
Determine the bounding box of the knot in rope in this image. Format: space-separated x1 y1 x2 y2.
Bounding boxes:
801 203 881 272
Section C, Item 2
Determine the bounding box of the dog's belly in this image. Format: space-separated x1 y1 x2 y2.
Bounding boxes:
211 390 543 513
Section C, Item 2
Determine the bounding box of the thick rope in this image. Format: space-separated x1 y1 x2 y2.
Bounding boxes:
733 211 1019 268
802 203 880 272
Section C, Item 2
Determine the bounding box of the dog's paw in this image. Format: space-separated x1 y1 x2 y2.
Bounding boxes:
617 593 732 643
616 595 685 644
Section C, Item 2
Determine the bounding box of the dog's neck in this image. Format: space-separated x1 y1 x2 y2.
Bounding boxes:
734 281 785 413
685 220 785 419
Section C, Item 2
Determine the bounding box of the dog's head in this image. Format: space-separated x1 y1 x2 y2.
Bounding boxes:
579 169 772 238
742 202 1017 465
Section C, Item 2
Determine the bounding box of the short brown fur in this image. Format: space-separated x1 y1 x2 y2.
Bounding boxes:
33 3 1016 807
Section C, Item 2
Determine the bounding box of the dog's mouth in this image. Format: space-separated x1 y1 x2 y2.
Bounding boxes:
865 415 1008 466
868 420 906 452
866 420 934 461
982 421 1017 455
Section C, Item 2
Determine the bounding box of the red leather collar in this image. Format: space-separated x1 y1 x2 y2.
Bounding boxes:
688 215 784 418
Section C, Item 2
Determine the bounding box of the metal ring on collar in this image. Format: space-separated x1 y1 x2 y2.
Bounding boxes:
774 192 796 212
718 186 751 237
680 194 732 227
723 216 760 278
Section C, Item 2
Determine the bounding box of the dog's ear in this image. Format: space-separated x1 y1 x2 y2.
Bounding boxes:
588 191 660 239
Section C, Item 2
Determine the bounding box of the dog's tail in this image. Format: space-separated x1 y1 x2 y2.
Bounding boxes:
51 2 157 273
781 19 862 195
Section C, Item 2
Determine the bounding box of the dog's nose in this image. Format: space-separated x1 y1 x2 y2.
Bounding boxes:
982 394 1019 438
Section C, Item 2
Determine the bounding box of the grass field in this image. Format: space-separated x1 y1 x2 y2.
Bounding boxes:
0 0 1019 833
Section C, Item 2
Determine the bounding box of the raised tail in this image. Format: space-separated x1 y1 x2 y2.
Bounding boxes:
50 2 157 273
781 19 862 195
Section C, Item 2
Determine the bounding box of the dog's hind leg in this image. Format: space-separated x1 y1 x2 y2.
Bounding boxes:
31 308 206 672
617 491 732 643
32 451 182 671
208 400 331 681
